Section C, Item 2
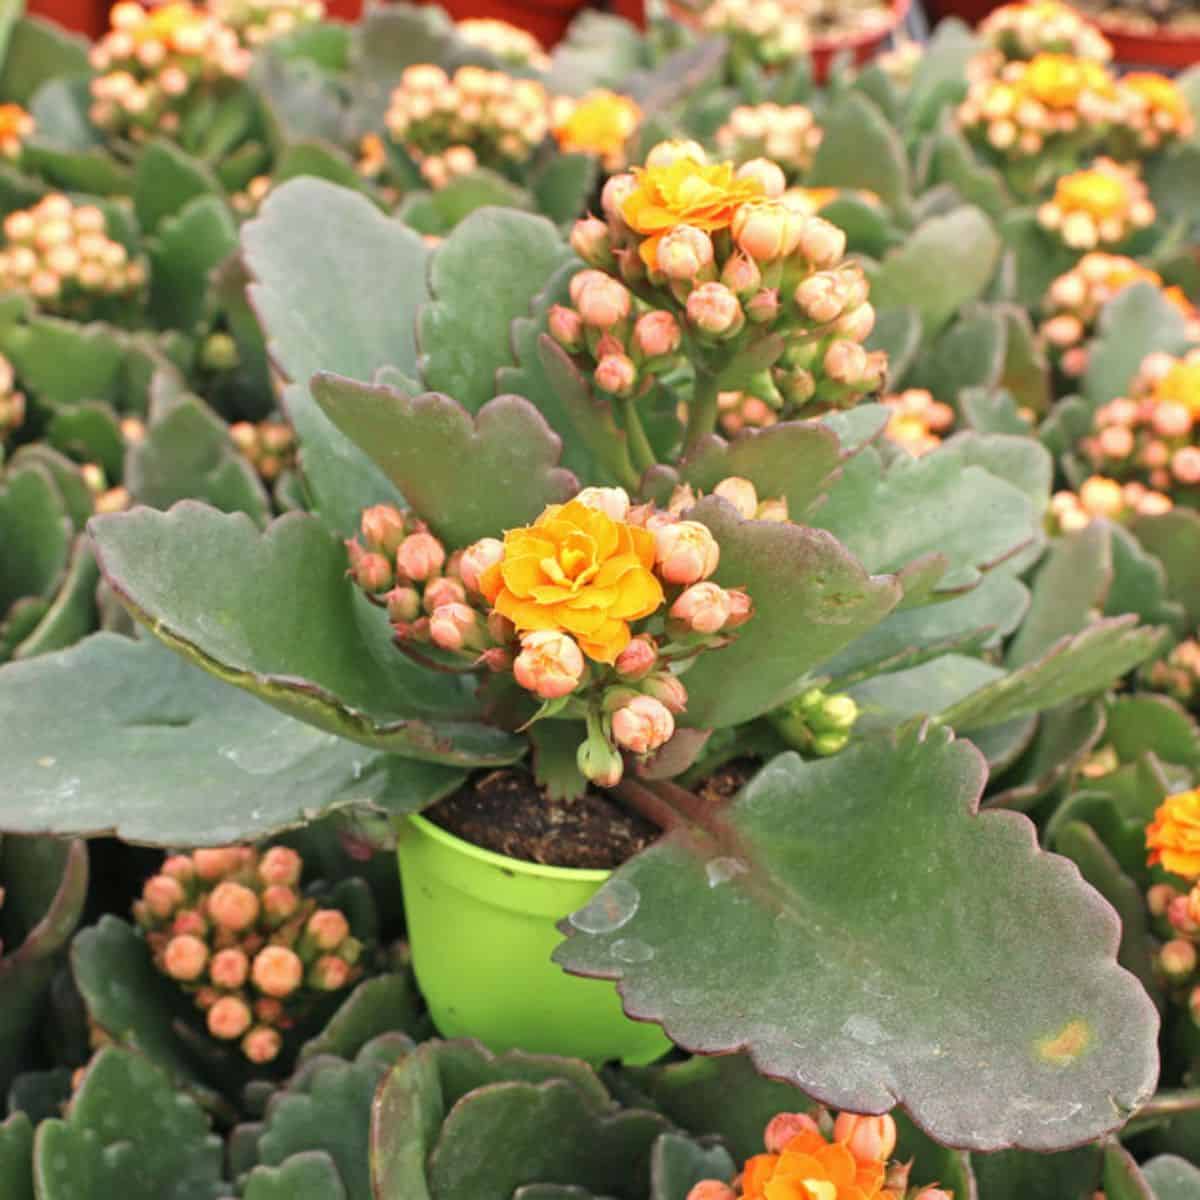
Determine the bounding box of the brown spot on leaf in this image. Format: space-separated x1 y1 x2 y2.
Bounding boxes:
1036 1019 1091 1066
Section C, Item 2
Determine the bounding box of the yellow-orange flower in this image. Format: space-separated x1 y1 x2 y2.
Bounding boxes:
0 103 32 159
621 157 765 268
1123 72 1192 126
137 1 209 47
479 500 664 663
1147 789 1200 878
1052 168 1130 221
1156 361 1200 412
1024 53 1112 109
742 1129 886 1200
553 91 641 169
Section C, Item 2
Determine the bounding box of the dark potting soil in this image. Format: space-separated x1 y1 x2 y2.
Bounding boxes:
425 768 659 870
693 758 760 808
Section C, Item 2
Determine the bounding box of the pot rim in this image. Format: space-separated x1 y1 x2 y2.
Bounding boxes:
406 811 615 884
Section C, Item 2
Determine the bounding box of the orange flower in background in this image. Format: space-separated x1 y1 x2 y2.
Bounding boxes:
1052 167 1130 221
0 103 32 159
1023 52 1112 108
742 1130 886 1200
1123 72 1193 127
1156 360 1200 412
1148 789 1200 878
479 500 664 663
553 91 642 169
622 157 765 268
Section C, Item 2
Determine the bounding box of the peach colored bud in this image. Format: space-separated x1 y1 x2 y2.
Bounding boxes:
459 538 505 594
513 630 586 699
1153 401 1192 438
1189 885 1200 928
1161 938 1197 980
242 1026 282 1063
1097 425 1135 459
1143 440 1170 469
594 353 637 396
641 671 688 714
834 1113 897 1164
721 253 763 296
172 909 207 938
671 581 732 634
396 531 445 582
161 854 194 881
487 611 516 644
824 340 868 384
208 881 260 932
576 486 631 521
210 947 250 989
163 934 208 981
657 225 715 281
913 1191 953 1200
756 498 789 523
548 304 585 352
745 289 780 324
429 602 481 651
633 310 682 359
601 173 637 224
386 585 422 623
423 576 468 615
645 139 707 168
655 520 720 585
252 945 303 998
207 995 252 1040
351 548 393 593
765 1112 822 1153
611 694 675 754
262 885 299 921
142 874 185 919
797 216 847 267
1148 882 1179 917
1043 314 1084 348
736 157 787 197
686 1184 736 1200
838 302 876 342
686 282 743 337
258 846 301 887
615 635 658 680
306 909 351 951
574 273 632 329
1169 894 1200 935
723 589 754 629
570 216 611 265
1173 446 1200 485
310 954 353 991
713 476 758 519
1079 476 1124 517
360 504 407 555
795 273 844 323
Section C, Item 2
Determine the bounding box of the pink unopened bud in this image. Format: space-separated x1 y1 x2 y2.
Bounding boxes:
833 1113 897 1164
913 1190 953 1200
745 289 780 324
351 547 393 593
1153 401 1193 438
721 253 763 296
838 302 876 342
513 630 586 699
142 874 185 919
430 603 483 651
161 855 194 882
601 173 637 225
1161 938 1197 981
611 694 675 754
577 734 624 787
765 1112 822 1153
258 846 301 887
732 201 801 261
824 339 869 385
797 216 847 266
570 215 611 265
1169 894 1200 935
641 672 688 714
1173 446 1200 485
252 945 303 998
594 353 638 396
360 504 407 555
306 909 351 951
459 538 505 593
172 909 207 938
385 586 421 624
736 157 787 197
723 589 754 629
1148 882 1180 917
713 476 759 519
548 304 585 352
208 881 260 932
424 577 468 616
686 1183 736 1200
671 581 732 634
310 954 353 991
262 885 299 922
163 934 208 981
657 224 714 280
686 282 743 337
576 486 631 521
210 947 250 989
242 1026 282 1064
654 520 720 585
192 848 241 880
396 531 445 582
573 273 632 329
633 310 682 360
207 995 253 1040
1097 424 1135 460
615 635 658 680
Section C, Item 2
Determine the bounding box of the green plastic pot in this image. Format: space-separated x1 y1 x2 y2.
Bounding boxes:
396 813 671 1065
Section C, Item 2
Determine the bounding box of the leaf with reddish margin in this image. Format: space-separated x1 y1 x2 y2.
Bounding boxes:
554 724 1160 1151
89 503 523 764
311 375 578 547
677 495 902 729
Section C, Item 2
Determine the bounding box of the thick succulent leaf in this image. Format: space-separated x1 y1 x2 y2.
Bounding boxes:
299 974 425 1065
398 170 532 237
998 303 1051 415
532 153 598 227
543 11 648 96
676 495 902 728
909 307 1005 402
1105 695 1200 769
0 634 467 843
1143 1156 1200 1198
90 504 522 763
808 91 909 211
7 444 93 529
866 306 922 386
649 1134 736 1200
11 537 100 661
311 376 577 545
418 208 574 413
971 1145 1101 1199
0 463 71 613
0 18 90 106
147 195 238 335
0 1113 33 1200
893 1112 978 1200
1102 1140 1156 1200
925 125 1009 222
132 140 221 232
555 726 1160 1151
0 316 127 408
242 1152 348 1200
1130 510 1200 628
33 1047 225 1200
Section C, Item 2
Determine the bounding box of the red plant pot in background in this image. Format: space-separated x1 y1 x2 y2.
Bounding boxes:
810 0 912 80
921 0 1000 25
28 0 108 37
412 0 645 47
1095 20 1200 66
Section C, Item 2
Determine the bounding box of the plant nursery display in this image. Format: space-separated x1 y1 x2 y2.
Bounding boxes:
3 0 1200 1195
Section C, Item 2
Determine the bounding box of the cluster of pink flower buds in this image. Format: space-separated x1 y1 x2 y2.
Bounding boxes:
1049 474 1172 533
1041 254 1200 379
0 103 33 161
0 354 25 443
384 64 550 189
87 2 252 140
978 0 1113 64
1146 879 1200 1030
1081 350 1200 500
1143 637 1200 711
134 844 364 1064
717 389 779 436
882 389 956 457
344 503 455 617
696 0 893 65
1036 157 1155 251
0 194 145 314
1112 72 1196 153
714 104 823 177
456 17 550 69
229 418 296 483
79 459 133 515
207 0 324 47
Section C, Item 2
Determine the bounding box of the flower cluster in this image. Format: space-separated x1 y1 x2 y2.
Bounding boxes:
207 0 324 46
1143 638 1200 710
456 17 550 69
0 355 25 443
769 687 860 757
1048 474 1171 533
1113 72 1195 154
686 1110 951 1200
551 143 885 426
1145 791 1200 1025
882 389 956 457
87 2 252 140
347 487 758 788
384 64 550 189
0 194 145 314
1081 350 1200 499
978 0 1113 64
0 103 33 161
694 0 894 65
958 52 1122 159
229 418 296 483
1036 157 1154 250
134 845 365 1063
714 104 823 178
551 90 641 171
1041 253 1200 378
